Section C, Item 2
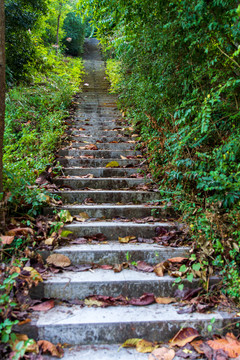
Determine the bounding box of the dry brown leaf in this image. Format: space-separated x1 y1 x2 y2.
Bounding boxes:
207 334 240 358
155 297 177 304
169 327 200 347
6 227 34 236
38 340 64 358
120 155 127 159
32 299 55 311
118 236 136 243
0 235 15 245
149 347 175 360
190 339 205 354
168 257 188 263
154 263 165 277
44 237 55 245
46 254 71 268
136 339 155 353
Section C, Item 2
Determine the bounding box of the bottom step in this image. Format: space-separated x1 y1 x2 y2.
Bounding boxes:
43 344 199 360
20 304 238 345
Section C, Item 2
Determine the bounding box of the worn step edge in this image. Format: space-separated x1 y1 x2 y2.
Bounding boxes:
31 270 219 300
59 190 160 204
44 204 171 218
55 178 146 190
18 303 238 345
40 242 188 265
63 221 178 239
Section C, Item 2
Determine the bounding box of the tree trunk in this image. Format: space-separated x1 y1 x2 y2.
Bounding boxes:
0 0 6 228
56 2 63 55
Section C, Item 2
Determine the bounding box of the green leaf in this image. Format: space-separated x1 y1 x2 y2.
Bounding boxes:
192 263 201 271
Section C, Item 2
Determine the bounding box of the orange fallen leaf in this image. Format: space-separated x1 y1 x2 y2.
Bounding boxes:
18 318 32 326
38 340 64 358
32 299 55 311
207 333 240 358
169 327 200 347
149 347 175 360
168 257 188 263
0 235 14 245
6 227 34 236
190 339 205 354
155 297 177 304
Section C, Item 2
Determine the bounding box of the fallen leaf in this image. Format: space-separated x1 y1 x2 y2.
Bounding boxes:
0 235 14 245
190 340 205 354
59 210 73 223
207 333 240 358
106 161 120 168
121 338 142 348
23 267 43 284
118 236 136 243
155 297 177 304
136 261 154 272
129 293 155 306
84 298 105 307
44 237 55 245
136 339 155 353
100 264 113 270
31 299 55 311
38 340 64 358
149 347 175 360
168 257 188 263
120 155 127 159
113 263 123 272
154 262 168 277
169 327 200 347
6 227 34 236
46 254 71 268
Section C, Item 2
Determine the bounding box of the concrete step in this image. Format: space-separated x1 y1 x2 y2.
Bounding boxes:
63 221 177 239
50 204 168 218
32 270 211 300
57 158 142 167
64 143 136 150
62 167 139 177
58 149 141 158
42 344 151 360
20 303 237 345
69 130 129 137
55 178 146 190
71 123 121 129
45 242 188 265
71 136 134 143
59 190 159 204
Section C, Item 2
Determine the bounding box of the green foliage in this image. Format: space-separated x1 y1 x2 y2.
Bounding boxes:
5 0 48 82
79 0 240 299
105 59 123 93
0 272 19 344
3 53 84 215
63 12 85 56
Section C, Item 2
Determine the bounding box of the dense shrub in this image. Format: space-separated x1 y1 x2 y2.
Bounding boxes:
80 0 240 299
3 53 84 215
63 12 85 56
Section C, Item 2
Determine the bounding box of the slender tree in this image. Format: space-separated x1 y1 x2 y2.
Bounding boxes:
0 0 5 226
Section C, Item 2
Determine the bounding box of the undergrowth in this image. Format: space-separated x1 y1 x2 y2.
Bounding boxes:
83 0 240 302
3 50 84 216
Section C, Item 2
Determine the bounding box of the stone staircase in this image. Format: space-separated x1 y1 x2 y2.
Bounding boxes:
22 39 237 359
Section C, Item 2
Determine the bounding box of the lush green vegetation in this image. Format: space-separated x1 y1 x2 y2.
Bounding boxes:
3 0 85 216
80 0 240 299
4 54 84 216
